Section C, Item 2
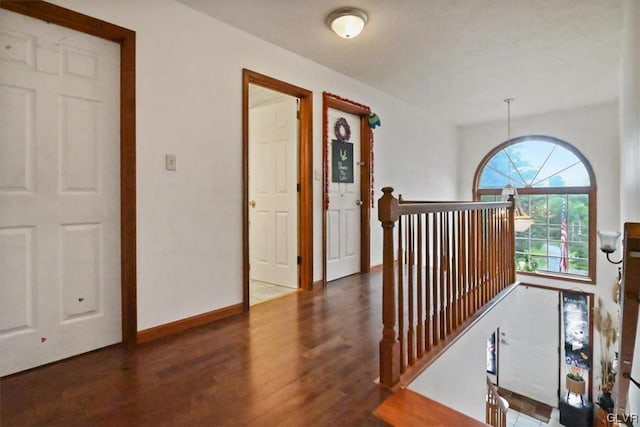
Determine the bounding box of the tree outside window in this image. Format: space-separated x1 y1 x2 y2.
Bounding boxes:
475 136 596 282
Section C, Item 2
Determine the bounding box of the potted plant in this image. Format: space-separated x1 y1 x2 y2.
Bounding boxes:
566 370 586 397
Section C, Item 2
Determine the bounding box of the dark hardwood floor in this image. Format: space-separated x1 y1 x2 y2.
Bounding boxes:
1 272 391 426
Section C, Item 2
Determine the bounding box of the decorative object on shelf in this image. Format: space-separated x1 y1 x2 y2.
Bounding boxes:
326 7 368 39
500 99 533 232
594 297 618 413
323 93 376 210
334 117 351 142
597 230 623 264
566 369 586 403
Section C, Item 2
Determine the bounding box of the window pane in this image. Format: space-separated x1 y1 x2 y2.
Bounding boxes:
530 224 548 239
568 194 589 243
475 137 592 279
477 139 591 190
530 195 548 223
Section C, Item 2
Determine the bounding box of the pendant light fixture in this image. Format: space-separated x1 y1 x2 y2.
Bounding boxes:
500 98 533 233
326 7 368 39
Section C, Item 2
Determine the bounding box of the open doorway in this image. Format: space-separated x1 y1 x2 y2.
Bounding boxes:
242 70 313 310
247 85 299 305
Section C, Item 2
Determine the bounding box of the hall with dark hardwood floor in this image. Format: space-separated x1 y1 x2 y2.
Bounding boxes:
0 272 391 427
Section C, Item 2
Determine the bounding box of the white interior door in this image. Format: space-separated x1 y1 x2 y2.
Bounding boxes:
326 110 361 282
248 89 298 288
499 286 559 407
0 10 121 376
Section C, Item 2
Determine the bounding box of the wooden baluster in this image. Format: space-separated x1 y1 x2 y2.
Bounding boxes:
425 213 432 351
451 211 460 331
497 208 503 290
443 212 451 336
407 215 415 367
467 210 473 317
439 212 446 340
483 210 489 305
416 214 424 358
398 216 405 373
460 210 467 323
454 211 464 328
488 209 499 300
508 196 515 283
432 212 440 345
476 209 480 309
377 187 399 388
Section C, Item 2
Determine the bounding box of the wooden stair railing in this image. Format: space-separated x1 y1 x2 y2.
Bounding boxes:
378 187 515 388
615 222 640 415
486 377 508 427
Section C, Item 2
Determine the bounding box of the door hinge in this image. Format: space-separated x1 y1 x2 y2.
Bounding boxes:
297 183 301 192
297 256 301 265
557 388 560 398
296 110 300 120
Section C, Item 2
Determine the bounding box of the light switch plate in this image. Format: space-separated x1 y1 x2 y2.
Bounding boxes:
165 154 176 171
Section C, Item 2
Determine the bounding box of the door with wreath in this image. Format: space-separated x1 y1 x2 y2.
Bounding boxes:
326 110 361 281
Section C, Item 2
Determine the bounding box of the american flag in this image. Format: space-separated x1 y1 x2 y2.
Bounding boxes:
560 201 569 272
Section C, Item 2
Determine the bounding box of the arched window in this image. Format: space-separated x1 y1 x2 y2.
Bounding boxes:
474 136 596 282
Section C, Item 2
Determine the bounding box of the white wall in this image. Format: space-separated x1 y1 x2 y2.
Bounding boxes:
620 0 640 225
46 0 458 330
621 0 640 416
409 286 519 421
455 102 621 399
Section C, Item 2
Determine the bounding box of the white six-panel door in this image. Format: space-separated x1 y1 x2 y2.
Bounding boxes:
326 110 361 282
0 10 121 376
248 93 299 288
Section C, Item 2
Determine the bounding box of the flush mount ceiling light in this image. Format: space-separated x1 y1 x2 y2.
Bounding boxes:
326 7 368 39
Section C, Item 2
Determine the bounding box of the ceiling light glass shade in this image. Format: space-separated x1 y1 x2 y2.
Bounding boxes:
327 8 368 39
598 230 621 254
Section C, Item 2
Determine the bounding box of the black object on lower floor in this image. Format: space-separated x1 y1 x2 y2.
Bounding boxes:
559 396 593 427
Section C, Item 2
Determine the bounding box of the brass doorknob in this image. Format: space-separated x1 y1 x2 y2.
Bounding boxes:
249 200 256 208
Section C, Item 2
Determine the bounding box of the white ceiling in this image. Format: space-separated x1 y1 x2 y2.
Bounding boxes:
177 0 624 125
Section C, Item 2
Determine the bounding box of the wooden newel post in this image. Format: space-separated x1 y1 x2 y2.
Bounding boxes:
507 195 516 283
378 187 400 388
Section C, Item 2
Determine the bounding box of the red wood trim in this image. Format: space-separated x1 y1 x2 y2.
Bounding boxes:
137 303 243 344
517 282 595 295
322 92 372 283
516 270 595 285
399 201 510 215
373 388 489 427
0 0 133 42
616 223 640 413
1 0 138 347
242 69 314 302
477 186 593 196
312 280 323 289
370 263 383 272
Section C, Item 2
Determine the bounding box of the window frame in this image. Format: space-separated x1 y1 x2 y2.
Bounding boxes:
473 135 597 284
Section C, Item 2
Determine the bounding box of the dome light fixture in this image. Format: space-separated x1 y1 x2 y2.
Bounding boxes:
326 7 368 39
